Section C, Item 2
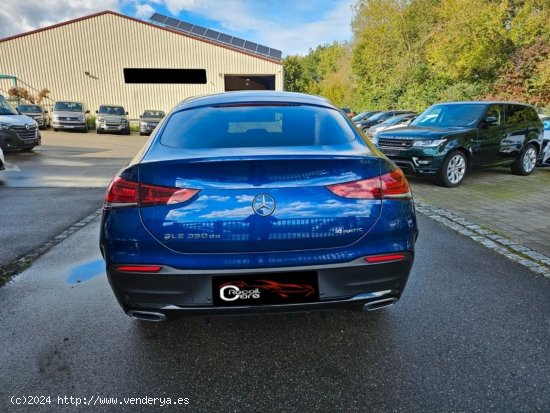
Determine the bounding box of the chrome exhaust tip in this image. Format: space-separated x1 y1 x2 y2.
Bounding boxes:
127 310 167 322
363 297 398 312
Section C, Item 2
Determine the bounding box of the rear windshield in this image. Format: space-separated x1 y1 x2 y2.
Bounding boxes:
413 104 486 128
160 104 356 149
54 102 83 112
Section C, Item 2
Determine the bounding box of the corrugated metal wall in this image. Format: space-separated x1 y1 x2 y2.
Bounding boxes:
0 13 283 118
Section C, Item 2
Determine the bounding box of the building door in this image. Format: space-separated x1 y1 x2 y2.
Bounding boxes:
224 75 275 91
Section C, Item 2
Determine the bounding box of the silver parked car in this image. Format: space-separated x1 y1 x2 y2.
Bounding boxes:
52 101 89 132
364 113 417 145
139 110 165 136
96 105 130 135
17 104 51 130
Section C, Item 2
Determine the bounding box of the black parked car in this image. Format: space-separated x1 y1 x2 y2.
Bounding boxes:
356 110 416 132
351 111 381 123
375 101 544 187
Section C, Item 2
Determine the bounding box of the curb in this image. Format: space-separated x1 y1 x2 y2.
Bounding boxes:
0 208 103 287
415 200 550 279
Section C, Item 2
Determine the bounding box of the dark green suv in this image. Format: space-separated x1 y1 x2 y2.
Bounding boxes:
375 102 544 187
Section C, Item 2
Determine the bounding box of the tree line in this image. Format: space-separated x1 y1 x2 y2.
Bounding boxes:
283 0 550 112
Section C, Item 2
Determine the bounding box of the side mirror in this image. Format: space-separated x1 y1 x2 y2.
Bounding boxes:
484 116 498 126
85 110 90 114
139 115 142 118
44 110 48 114
126 112 128 115
95 110 98 114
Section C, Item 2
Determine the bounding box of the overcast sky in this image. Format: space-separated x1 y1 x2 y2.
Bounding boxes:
0 0 355 56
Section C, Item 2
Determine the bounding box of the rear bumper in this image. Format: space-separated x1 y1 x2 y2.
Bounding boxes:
106 254 413 315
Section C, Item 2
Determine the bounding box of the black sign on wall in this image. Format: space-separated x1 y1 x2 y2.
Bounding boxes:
123 68 207 84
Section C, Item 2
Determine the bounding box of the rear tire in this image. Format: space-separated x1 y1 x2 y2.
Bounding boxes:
436 150 468 187
511 144 537 175
53 128 59 132
21 147 34 152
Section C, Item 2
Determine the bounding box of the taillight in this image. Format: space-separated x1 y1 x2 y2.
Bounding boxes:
380 169 411 199
105 177 139 206
139 183 199 207
365 253 406 263
117 265 162 273
104 176 199 208
326 169 411 200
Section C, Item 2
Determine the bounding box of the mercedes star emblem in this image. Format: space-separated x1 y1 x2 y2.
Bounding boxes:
252 194 276 217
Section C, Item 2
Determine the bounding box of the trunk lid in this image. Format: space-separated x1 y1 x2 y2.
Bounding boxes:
138 153 382 254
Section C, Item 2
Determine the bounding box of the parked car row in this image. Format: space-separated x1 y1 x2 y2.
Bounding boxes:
43 100 166 136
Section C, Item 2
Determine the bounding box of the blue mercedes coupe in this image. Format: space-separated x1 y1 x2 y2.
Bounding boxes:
99 91 418 321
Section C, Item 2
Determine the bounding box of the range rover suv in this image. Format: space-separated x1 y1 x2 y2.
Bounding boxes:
52 101 89 132
0 94 41 152
96 105 130 135
375 102 544 187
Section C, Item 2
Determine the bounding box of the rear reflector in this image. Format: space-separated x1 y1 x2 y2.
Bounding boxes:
365 253 406 263
326 169 411 200
104 176 199 208
117 265 162 273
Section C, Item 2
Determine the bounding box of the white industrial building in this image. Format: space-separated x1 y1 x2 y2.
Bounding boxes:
0 11 283 117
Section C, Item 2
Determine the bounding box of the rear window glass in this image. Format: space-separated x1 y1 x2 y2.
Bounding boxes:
160 104 356 149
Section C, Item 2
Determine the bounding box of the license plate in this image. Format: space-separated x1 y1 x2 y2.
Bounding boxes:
380 148 401 157
65 125 74 129
212 272 319 306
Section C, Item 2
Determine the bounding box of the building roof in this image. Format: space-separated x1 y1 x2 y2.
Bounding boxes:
0 10 283 65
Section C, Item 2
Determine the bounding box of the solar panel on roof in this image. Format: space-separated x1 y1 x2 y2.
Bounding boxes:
231 38 245 48
148 12 282 61
269 49 282 59
218 33 232 43
150 13 167 23
205 30 220 40
177 21 194 31
257 45 269 55
165 17 180 27
244 41 257 52
191 26 207 36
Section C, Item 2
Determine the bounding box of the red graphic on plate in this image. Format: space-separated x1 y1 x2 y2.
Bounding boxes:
220 279 315 298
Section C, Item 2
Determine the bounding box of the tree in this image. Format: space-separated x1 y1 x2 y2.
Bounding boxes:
8 87 51 104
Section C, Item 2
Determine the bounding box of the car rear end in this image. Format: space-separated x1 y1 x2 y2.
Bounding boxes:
100 92 418 320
